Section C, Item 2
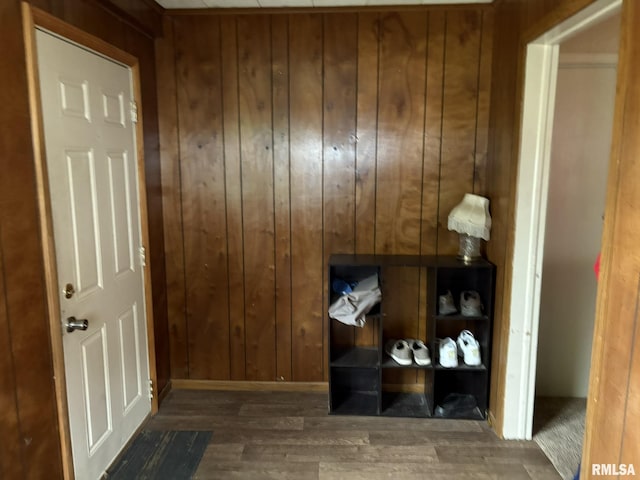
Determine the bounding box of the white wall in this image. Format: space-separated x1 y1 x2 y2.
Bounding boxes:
535 58 616 397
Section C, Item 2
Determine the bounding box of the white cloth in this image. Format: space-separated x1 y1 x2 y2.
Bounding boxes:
328 274 382 327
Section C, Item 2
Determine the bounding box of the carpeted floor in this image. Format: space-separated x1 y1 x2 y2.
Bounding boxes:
533 397 586 480
107 430 212 479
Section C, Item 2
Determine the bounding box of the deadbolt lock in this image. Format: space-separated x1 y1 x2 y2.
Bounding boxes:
63 283 75 299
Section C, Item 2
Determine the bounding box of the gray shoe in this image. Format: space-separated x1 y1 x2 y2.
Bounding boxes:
460 290 483 316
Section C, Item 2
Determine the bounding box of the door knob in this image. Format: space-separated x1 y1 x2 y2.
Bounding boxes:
66 316 88 333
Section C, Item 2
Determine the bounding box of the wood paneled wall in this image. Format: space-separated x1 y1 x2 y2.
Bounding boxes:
485 0 597 435
487 3 640 471
580 0 640 474
158 7 494 382
0 0 166 476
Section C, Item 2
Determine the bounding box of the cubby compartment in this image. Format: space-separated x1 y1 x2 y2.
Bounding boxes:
381 368 434 417
433 369 488 420
329 367 380 416
328 254 495 419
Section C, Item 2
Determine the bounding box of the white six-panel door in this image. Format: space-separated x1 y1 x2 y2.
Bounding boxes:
36 29 151 479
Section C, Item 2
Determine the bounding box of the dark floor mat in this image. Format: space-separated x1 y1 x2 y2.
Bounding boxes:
107 430 212 480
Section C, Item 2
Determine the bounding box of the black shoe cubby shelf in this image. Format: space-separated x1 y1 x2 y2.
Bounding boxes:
328 254 495 419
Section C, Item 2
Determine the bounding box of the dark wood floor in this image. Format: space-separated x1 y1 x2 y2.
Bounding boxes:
144 389 561 479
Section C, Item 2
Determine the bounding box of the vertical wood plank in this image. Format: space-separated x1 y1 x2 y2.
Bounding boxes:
486 0 523 434
220 16 247 381
354 12 380 347
621 293 640 464
237 15 277 381
271 14 293 381
437 10 482 255
375 11 427 256
355 12 379 256
164 7 490 385
422 11 445 257
583 0 640 468
323 12 358 381
473 10 494 196
289 13 324 382
175 16 230 379
0 242 24 479
157 17 189 379
61 0 128 50
0 2 63 475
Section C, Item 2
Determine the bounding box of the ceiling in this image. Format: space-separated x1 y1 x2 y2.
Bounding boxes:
155 0 492 9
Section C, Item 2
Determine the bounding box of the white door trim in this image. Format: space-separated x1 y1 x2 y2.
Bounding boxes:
22 5 158 478
502 0 621 440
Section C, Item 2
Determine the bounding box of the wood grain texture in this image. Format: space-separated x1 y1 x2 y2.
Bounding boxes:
220 16 247 381
582 0 640 473
0 236 24 480
164 8 492 384
322 13 358 380
421 11 445 257
354 12 379 256
157 16 189 379
473 10 494 197
486 0 609 437
354 12 380 348
141 389 559 479
289 13 325 382
175 15 231 379
237 15 277 381
438 10 482 255
375 11 427 256
272 15 293 381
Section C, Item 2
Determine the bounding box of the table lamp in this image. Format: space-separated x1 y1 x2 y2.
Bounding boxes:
448 193 491 263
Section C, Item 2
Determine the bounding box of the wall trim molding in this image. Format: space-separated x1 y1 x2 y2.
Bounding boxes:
171 379 329 392
559 53 618 67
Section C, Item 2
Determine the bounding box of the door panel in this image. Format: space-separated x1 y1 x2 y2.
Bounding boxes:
81 327 112 453
36 29 150 479
67 148 103 295
108 151 134 276
118 305 142 411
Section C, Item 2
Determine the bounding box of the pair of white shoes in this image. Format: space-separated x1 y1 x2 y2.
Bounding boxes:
438 290 483 316
385 339 431 366
439 330 481 368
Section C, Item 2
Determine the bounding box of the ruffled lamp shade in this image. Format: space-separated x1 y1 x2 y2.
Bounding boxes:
448 193 492 262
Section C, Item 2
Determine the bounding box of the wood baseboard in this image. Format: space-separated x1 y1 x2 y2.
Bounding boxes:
158 379 172 405
171 379 329 392
171 379 426 394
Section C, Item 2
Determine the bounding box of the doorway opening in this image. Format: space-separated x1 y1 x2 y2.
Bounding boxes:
531 12 620 479
501 0 621 447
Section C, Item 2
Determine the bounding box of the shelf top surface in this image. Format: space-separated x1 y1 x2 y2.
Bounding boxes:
328 254 494 269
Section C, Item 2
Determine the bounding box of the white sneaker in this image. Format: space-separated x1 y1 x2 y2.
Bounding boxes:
385 339 412 366
457 330 481 366
407 339 431 366
438 290 457 315
439 338 458 368
460 290 483 316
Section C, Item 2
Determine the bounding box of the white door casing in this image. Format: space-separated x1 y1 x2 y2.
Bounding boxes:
503 0 621 440
36 29 151 479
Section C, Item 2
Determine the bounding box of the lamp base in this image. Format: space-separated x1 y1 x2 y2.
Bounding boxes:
457 234 482 264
